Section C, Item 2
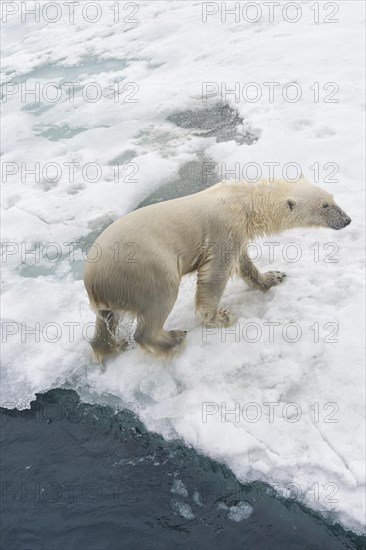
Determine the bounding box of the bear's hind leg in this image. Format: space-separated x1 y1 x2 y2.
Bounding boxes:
90 310 127 363
134 290 186 356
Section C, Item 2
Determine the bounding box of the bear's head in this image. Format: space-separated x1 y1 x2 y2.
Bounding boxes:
285 180 351 231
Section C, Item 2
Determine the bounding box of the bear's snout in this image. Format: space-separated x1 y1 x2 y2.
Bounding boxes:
325 205 351 230
336 209 352 230
331 216 351 230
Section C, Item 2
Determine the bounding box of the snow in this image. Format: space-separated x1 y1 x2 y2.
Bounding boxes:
1 0 365 534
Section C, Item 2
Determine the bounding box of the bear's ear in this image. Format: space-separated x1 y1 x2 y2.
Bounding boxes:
287 199 296 211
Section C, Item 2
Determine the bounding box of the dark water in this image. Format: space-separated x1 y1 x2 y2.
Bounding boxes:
138 102 260 209
1 390 364 550
137 154 220 208
167 103 260 144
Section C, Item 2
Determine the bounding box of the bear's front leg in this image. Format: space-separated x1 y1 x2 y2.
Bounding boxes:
195 258 236 326
239 248 286 292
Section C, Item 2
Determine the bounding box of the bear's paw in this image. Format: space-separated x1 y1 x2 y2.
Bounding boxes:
261 271 287 292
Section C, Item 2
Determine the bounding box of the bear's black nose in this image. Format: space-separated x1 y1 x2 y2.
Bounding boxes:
343 217 351 227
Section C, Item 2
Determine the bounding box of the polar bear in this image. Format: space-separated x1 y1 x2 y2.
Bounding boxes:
84 178 351 361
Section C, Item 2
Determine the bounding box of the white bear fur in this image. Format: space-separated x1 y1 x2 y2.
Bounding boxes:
84 178 351 360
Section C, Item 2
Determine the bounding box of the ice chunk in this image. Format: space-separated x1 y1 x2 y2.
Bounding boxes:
227 501 253 522
171 500 195 520
170 479 188 498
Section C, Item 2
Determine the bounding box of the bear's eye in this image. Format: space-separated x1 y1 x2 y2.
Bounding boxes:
322 203 329 209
